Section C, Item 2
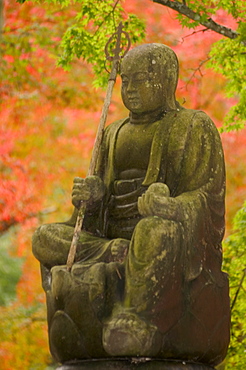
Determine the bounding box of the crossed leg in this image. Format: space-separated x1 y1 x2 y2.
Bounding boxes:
103 216 183 356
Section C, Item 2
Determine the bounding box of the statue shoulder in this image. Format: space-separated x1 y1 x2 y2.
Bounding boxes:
174 107 217 134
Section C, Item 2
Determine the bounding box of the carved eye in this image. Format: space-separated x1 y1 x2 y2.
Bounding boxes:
121 75 129 84
134 72 148 82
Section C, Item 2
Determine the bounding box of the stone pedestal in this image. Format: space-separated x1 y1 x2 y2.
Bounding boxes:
57 358 215 370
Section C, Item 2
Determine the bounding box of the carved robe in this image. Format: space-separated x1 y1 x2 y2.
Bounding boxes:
84 108 226 283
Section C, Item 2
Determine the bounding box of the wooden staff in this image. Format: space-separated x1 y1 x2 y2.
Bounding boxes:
66 23 131 271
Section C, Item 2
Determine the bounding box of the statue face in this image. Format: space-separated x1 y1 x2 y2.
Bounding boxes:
121 53 165 115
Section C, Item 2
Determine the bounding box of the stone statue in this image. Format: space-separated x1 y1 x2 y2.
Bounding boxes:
32 43 230 368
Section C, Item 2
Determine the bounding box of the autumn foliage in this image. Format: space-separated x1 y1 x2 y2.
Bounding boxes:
0 0 245 368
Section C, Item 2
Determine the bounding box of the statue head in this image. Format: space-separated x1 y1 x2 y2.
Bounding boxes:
120 43 179 115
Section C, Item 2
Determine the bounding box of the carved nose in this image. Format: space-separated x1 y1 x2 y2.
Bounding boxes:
126 79 136 92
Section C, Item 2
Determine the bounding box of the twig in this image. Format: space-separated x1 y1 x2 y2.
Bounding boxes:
183 57 211 89
181 28 209 42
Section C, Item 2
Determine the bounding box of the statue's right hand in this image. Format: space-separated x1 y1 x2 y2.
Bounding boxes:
72 176 105 209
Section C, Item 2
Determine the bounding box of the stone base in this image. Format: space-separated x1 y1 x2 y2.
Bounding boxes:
57 358 215 370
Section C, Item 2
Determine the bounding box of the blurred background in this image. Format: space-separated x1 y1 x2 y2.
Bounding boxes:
0 0 245 368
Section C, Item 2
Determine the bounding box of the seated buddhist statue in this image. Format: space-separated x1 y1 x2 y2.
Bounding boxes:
32 43 230 367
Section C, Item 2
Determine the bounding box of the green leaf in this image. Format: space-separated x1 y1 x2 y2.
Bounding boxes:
57 1 145 88
223 203 246 369
0 229 23 306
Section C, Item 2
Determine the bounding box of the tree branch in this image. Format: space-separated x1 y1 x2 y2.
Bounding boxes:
231 269 246 311
153 0 238 39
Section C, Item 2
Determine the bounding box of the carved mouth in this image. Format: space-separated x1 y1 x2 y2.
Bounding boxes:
128 97 139 104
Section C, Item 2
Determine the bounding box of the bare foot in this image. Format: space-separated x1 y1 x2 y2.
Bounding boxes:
103 310 161 356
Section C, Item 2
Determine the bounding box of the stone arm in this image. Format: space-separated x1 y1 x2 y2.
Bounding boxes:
138 112 225 226
177 113 225 249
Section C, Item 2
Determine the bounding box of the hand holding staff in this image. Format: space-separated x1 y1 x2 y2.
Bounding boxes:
66 23 131 271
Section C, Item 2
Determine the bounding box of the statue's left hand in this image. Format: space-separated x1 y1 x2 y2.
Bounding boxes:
138 183 181 221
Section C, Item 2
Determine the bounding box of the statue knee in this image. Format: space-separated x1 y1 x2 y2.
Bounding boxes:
32 224 55 267
131 217 181 262
134 216 180 244
32 225 45 262
32 224 69 268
